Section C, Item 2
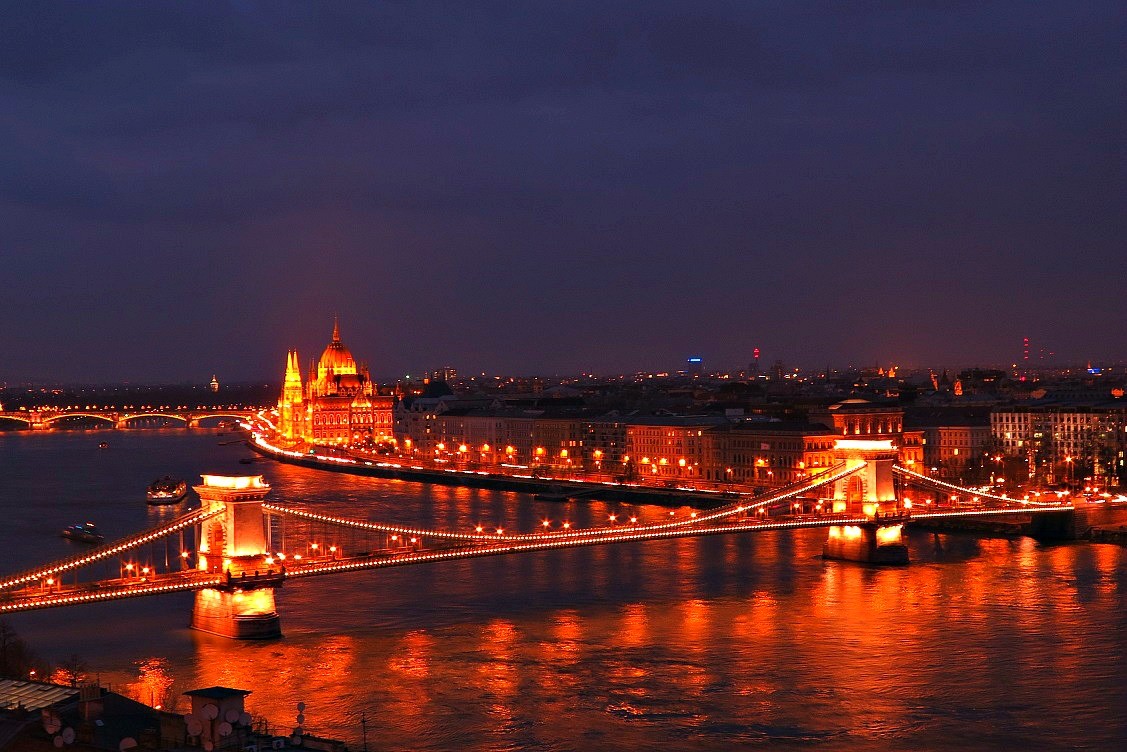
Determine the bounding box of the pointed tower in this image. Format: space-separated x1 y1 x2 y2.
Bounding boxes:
278 350 305 441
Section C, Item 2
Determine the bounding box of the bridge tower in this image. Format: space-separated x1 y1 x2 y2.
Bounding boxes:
830 439 899 514
190 475 283 639
824 439 908 564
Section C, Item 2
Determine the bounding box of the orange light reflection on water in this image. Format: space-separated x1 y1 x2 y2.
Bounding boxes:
126 657 175 711
191 632 358 739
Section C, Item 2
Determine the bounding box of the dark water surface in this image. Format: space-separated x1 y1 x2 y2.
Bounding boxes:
1 430 1125 750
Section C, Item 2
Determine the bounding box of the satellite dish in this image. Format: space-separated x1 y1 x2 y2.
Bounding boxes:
224 708 241 723
119 739 137 752
290 736 302 747
61 728 76 745
239 712 252 727
296 713 305 725
44 714 62 734
187 719 204 737
296 702 306 712
203 741 214 752
217 722 233 737
202 704 220 720
53 736 64 748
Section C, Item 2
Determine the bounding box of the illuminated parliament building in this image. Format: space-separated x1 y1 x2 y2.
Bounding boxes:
277 320 395 446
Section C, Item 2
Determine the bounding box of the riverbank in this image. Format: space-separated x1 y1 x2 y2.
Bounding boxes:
248 435 743 508
911 511 1127 546
910 515 1031 538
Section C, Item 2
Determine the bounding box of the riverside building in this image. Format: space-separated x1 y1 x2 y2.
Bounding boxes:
277 320 395 447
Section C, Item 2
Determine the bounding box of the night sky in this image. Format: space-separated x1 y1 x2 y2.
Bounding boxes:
2 2 1123 383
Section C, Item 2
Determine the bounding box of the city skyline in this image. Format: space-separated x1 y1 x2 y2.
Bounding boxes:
1 316 1118 388
2 2 1124 382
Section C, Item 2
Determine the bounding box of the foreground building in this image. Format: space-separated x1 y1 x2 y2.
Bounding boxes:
0 679 346 752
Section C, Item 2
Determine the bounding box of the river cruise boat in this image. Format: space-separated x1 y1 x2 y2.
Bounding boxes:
146 476 189 504
61 522 104 544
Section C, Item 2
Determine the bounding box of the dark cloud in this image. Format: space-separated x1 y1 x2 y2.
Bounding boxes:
1 1 1123 382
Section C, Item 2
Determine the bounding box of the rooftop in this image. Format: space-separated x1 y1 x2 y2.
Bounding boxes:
0 679 79 712
182 686 252 701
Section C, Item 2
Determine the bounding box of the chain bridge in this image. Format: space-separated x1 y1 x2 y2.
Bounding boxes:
0 440 1082 638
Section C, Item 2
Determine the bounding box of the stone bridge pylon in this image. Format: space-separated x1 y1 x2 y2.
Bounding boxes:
824 439 909 564
191 475 283 638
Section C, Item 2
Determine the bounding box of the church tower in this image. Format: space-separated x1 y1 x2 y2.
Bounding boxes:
278 350 305 440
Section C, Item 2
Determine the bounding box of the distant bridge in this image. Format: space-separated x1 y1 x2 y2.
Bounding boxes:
0 409 254 430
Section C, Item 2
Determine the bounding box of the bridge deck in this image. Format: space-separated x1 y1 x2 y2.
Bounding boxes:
0 504 1073 614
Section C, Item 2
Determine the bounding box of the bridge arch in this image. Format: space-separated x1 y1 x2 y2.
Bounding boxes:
118 413 189 425
0 415 33 426
191 413 250 427
41 413 116 426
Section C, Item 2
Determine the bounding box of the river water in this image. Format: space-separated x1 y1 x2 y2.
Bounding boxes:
1 429 1125 751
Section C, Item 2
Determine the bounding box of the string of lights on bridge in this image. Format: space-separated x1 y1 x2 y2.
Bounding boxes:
0 439 1080 615
0 507 222 590
893 465 1068 507
262 463 859 546
0 575 225 614
0 465 859 611
283 514 880 580
282 501 1077 584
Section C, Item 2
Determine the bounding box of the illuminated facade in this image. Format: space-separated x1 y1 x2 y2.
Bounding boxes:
810 399 924 470
703 422 837 486
992 404 1127 483
277 320 395 446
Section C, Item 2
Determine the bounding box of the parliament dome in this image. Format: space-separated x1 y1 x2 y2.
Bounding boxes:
319 319 357 374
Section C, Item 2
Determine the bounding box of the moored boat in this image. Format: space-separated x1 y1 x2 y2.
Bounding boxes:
61 522 104 544
535 485 572 502
146 476 189 504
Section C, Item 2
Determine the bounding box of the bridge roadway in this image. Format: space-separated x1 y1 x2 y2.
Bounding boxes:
279 507 1069 581
0 455 1079 618
0 503 1073 615
0 506 222 591
0 467 850 613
